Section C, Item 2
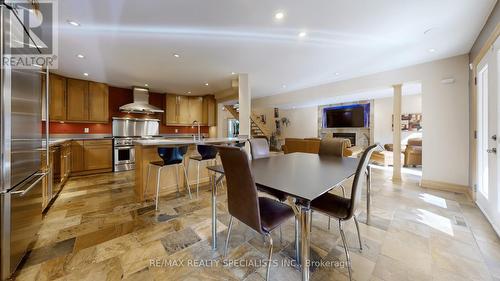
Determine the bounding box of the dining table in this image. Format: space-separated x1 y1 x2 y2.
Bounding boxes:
208 152 372 281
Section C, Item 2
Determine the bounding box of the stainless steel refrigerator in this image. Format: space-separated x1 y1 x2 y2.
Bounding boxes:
0 2 48 280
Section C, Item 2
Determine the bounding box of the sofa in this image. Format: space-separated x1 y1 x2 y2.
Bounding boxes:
282 137 358 156
404 138 422 167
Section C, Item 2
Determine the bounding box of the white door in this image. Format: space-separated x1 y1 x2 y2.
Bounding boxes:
476 36 500 235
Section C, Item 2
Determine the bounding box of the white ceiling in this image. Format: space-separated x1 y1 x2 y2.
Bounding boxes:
56 0 496 98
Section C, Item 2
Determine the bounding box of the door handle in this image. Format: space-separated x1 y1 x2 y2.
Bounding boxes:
487 148 497 154
11 172 47 197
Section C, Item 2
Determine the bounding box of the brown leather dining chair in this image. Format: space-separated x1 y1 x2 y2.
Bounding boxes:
311 144 378 281
318 137 351 197
217 145 295 281
249 138 288 203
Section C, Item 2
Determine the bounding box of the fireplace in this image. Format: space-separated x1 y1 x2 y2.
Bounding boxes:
332 133 356 146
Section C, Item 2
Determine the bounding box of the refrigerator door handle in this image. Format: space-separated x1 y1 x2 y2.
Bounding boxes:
11 172 47 197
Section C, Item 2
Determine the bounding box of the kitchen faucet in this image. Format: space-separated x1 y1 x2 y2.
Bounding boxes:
192 120 201 141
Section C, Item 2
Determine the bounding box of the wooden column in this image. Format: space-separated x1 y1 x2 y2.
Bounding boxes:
393 84 402 181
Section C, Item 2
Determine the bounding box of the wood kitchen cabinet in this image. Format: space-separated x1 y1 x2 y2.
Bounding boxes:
42 73 67 121
202 95 216 126
83 140 112 171
165 94 216 126
60 142 71 186
188 96 203 123
88 82 109 122
71 139 112 175
66 78 89 121
46 74 109 123
70 141 85 172
177 96 190 124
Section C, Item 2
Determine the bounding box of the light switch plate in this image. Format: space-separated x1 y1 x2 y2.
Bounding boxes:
175 129 179 133
84 128 89 133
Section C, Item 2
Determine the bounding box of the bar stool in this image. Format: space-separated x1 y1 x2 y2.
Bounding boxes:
189 144 218 198
145 146 192 210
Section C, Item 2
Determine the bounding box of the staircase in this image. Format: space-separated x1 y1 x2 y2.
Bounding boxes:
224 105 271 139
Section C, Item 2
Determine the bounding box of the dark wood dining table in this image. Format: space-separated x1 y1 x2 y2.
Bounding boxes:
208 152 371 281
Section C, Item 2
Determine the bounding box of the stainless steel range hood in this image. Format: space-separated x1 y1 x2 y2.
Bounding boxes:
119 87 164 114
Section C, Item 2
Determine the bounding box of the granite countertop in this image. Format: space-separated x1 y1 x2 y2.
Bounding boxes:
133 137 248 146
43 135 113 147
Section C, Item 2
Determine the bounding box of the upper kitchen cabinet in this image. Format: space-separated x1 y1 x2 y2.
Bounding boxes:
165 94 190 125
88 82 109 122
60 77 109 123
165 94 216 126
165 94 178 124
202 95 216 126
188 96 203 123
43 73 66 121
66 78 89 121
177 96 190 124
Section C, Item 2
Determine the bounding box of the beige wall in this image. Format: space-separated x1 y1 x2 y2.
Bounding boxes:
374 94 423 146
253 55 470 188
253 106 319 139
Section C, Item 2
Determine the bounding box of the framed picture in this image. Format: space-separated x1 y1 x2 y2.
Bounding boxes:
393 113 422 131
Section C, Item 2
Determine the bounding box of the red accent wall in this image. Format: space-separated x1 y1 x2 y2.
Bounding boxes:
47 86 209 135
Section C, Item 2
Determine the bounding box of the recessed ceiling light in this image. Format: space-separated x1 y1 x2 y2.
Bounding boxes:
298 31 307 38
335 72 340 76
274 12 284 20
231 72 236 75
204 83 209 86
67 20 80 26
83 72 89 76
428 48 436 53
144 84 149 87
173 53 180 58
187 91 192 94
281 84 287 88
76 54 85 59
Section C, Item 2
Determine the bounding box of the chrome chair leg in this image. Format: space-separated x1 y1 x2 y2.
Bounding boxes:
265 233 274 281
155 167 162 210
196 160 200 198
224 216 234 257
339 220 352 281
309 211 312 232
279 226 283 244
340 184 346 197
328 216 331 230
175 164 180 196
353 215 363 251
180 163 192 199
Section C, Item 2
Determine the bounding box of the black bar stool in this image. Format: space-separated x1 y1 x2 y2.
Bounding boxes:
189 144 218 198
145 146 192 210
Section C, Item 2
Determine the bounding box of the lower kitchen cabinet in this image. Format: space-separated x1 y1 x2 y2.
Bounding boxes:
71 139 113 175
84 140 112 171
71 141 85 172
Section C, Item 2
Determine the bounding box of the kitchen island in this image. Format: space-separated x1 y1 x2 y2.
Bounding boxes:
134 137 247 201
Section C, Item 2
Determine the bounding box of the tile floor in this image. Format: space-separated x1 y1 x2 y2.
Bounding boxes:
13 168 500 281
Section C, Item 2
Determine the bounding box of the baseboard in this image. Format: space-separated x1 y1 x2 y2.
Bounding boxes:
420 180 471 196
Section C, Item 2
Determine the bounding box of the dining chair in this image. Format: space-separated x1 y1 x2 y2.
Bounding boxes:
310 144 378 281
145 146 192 210
189 144 218 198
249 138 270 159
217 145 295 281
317 137 352 229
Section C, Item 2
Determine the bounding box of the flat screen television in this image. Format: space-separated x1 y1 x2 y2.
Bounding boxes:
325 106 365 128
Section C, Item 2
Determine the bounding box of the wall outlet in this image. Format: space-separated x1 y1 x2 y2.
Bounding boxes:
84 128 89 133
175 129 179 133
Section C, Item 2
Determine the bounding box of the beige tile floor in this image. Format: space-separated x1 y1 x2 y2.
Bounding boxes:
13 168 500 281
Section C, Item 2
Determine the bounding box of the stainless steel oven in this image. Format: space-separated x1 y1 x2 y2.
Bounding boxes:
112 117 160 172
113 138 136 172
